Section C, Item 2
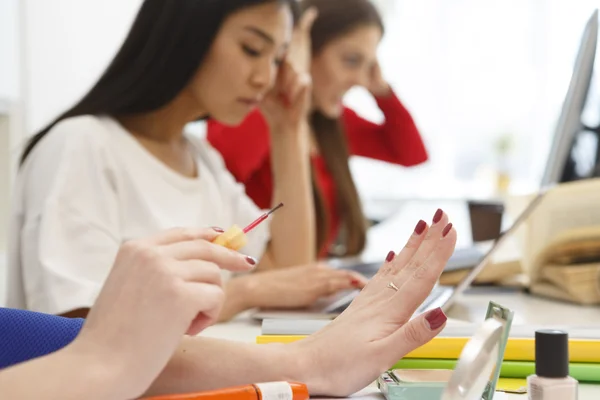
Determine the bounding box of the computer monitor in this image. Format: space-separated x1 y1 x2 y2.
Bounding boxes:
541 9 598 187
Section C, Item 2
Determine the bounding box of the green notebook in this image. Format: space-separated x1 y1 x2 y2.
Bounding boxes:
393 358 600 383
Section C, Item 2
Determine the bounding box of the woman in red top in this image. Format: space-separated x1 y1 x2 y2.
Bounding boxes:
208 0 428 259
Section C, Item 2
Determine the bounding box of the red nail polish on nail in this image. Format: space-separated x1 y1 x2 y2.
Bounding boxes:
432 209 443 224
385 251 395 263
245 256 257 266
212 227 225 233
350 278 361 286
414 220 427 235
425 307 447 330
442 223 453 238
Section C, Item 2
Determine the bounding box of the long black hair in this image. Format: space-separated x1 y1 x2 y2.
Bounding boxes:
20 0 299 164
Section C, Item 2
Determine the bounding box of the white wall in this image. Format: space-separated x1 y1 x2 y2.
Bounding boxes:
22 0 143 134
0 0 20 101
0 0 21 305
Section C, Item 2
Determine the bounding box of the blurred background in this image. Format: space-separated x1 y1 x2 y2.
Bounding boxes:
2 0 600 294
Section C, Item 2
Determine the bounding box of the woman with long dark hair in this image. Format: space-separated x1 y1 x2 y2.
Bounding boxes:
207 0 428 259
7 0 367 321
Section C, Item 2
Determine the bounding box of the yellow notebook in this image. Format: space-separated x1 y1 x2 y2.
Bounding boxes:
256 335 600 363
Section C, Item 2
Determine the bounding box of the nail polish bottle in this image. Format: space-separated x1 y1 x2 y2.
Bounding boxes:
527 330 578 400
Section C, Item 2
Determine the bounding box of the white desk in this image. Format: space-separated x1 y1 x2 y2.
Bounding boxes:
202 290 600 399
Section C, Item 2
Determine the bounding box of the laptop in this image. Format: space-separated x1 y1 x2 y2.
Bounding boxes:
251 191 546 320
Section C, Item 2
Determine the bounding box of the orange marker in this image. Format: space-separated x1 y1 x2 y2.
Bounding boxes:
213 203 284 251
142 381 309 400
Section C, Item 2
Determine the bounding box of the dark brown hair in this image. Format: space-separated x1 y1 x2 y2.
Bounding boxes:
302 0 384 256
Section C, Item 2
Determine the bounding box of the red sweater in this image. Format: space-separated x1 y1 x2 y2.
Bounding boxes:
206 90 428 256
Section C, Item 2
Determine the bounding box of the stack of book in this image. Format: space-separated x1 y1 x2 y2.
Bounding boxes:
521 178 600 305
257 319 600 384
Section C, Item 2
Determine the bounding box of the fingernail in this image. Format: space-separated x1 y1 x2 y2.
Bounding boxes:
442 223 453 238
350 278 361 286
432 209 443 224
212 227 224 233
425 307 447 330
414 220 427 235
385 251 395 263
245 256 257 266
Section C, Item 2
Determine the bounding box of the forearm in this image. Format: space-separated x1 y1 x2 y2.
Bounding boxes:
144 337 307 397
267 121 315 267
217 275 257 322
0 343 123 400
374 89 428 165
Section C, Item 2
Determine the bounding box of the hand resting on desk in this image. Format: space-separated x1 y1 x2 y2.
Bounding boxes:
236 263 368 310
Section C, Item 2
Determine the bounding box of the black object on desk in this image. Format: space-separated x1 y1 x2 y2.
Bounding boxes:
468 200 504 242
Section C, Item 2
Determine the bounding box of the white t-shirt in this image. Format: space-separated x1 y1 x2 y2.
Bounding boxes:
6 115 270 314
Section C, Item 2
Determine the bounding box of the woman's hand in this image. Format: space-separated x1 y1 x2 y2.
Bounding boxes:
367 61 392 97
287 7 318 75
72 228 256 399
239 263 367 310
260 8 317 133
290 210 457 396
260 60 312 133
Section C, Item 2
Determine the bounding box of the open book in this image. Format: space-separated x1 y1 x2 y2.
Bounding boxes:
442 178 600 303
522 178 600 304
439 237 524 287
